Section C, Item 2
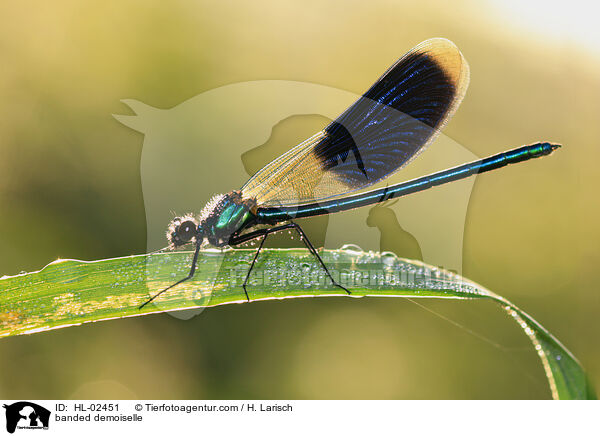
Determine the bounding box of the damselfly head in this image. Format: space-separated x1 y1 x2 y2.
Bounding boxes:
167 216 200 247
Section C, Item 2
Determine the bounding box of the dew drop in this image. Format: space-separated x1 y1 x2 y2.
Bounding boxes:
340 244 364 253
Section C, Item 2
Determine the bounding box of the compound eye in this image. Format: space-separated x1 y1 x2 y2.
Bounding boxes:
177 220 197 242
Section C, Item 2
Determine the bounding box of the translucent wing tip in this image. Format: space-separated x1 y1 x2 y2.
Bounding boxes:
407 38 470 109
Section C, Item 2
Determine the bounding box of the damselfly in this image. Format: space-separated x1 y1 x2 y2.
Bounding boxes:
140 38 560 308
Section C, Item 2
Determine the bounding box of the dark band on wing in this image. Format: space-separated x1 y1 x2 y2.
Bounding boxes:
312 47 457 187
316 121 368 179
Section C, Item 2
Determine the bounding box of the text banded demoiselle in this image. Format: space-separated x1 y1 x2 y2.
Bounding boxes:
140 38 560 308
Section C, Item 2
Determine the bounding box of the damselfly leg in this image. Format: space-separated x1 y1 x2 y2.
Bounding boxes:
229 222 350 301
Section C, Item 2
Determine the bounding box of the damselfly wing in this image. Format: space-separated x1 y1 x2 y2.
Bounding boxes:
241 38 469 207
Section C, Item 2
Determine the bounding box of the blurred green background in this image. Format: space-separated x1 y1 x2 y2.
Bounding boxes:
0 0 598 399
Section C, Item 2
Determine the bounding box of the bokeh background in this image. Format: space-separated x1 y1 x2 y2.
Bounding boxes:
0 0 598 399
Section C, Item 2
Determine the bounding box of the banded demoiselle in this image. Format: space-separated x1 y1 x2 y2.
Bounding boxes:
140 38 560 308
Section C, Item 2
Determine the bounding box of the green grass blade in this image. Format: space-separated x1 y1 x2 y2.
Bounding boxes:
0 247 594 399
